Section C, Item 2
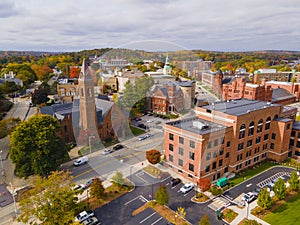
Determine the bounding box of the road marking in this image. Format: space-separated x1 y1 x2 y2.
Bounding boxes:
139 212 157 224
139 195 149 203
161 175 171 182
124 195 141 205
151 217 163 225
136 172 148 183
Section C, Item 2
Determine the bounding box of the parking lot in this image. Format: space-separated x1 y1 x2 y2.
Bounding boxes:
223 166 295 201
95 171 224 225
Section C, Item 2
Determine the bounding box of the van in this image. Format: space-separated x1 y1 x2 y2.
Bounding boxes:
74 156 88 166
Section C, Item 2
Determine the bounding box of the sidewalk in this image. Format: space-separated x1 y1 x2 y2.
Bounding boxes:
228 201 270 225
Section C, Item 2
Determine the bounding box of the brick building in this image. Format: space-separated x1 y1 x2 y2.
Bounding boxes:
56 78 78 103
164 99 297 183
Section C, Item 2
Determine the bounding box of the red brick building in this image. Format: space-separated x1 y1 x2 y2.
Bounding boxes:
164 99 297 183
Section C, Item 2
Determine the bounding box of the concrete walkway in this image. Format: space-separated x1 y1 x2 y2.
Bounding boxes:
228 200 270 225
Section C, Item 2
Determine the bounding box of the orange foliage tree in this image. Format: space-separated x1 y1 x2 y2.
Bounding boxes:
198 177 211 192
146 149 161 164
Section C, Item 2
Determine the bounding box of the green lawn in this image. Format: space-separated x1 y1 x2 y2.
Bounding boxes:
130 126 146 136
264 192 300 225
229 161 275 186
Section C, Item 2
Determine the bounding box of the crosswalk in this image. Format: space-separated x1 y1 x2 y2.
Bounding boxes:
257 171 291 188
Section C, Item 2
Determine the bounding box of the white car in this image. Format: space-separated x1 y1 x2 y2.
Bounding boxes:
74 210 94 222
82 216 100 225
74 156 88 166
102 149 113 155
146 119 154 123
138 136 146 141
179 182 195 194
242 192 255 203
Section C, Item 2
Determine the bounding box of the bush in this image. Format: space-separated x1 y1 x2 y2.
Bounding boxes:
209 186 223 196
251 206 265 216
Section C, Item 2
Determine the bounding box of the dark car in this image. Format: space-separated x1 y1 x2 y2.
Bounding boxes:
138 123 147 129
113 144 124 151
134 117 142 121
170 178 181 187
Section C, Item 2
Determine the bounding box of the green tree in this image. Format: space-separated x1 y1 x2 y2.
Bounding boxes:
243 219 262 225
257 187 273 209
198 214 210 225
146 149 161 164
0 117 21 138
90 177 105 200
154 185 169 205
288 171 299 191
0 81 19 94
111 171 125 190
18 171 80 225
273 178 286 200
9 114 69 178
31 86 50 105
176 206 186 219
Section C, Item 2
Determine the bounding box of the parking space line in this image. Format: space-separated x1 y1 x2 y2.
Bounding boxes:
161 176 171 182
139 195 149 203
124 196 141 205
139 212 157 224
184 191 194 197
151 217 163 225
124 195 148 205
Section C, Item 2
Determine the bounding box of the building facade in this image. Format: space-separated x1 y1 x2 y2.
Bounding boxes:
164 99 297 183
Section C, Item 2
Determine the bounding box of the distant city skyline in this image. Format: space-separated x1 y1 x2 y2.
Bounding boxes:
1 0 300 52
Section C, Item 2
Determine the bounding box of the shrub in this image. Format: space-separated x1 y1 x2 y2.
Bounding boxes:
209 186 223 196
251 206 265 216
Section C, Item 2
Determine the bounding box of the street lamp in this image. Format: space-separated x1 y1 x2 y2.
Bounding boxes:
88 136 95 154
246 202 249 220
0 150 3 170
10 182 17 216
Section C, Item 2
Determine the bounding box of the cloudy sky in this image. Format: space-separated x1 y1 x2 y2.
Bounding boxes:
1 0 299 52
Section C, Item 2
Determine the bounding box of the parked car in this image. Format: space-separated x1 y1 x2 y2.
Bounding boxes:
252 188 261 197
74 156 88 166
146 119 154 123
113 144 123 151
179 182 195 194
138 136 146 141
145 133 152 138
74 210 94 222
138 123 148 129
82 216 100 225
134 117 142 121
170 178 181 187
242 192 255 203
102 148 113 155
73 184 86 192
85 177 102 188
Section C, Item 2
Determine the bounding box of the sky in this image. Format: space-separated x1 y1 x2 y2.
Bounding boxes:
0 0 300 52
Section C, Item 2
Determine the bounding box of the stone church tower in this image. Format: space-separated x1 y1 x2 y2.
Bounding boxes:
78 59 98 137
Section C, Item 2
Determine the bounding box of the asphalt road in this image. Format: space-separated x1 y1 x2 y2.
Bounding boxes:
95 171 224 225
223 166 295 200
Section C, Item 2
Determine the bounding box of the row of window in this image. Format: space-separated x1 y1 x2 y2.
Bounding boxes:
235 153 267 171
237 133 276 151
239 118 272 139
169 134 196 148
205 159 224 172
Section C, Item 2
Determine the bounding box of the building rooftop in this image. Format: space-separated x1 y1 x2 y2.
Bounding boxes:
165 117 227 135
202 99 280 116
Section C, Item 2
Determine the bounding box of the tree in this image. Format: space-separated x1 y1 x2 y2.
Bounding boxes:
288 171 299 191
9 114 69 178
154 185 169 205
146 149 161 164
18 171 80 225
273 178 286 200
90 177 105 200
0 81 19 94
176 206 186 219
31 86 50 105
198 214 210 225
198 178 211 192
257 188 272 209
0 117 21 138
111 171 125 190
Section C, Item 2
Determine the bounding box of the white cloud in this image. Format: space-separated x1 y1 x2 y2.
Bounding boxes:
0 0 299 51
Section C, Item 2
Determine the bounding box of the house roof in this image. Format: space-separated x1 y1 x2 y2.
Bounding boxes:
272 88 295 101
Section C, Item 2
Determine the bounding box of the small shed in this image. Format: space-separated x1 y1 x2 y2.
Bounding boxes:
216 177 228 187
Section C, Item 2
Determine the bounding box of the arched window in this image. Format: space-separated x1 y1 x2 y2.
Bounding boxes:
87 88 92 97
265 116 271 130
274 114 278 119
248 121 255 136
257 119 263 133
239 124 246 139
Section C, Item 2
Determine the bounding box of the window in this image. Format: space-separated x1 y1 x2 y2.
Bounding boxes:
225 152 230 158
206 153 211 161
248 121 255 136
214 139 218 147
212 162 216 170
257 119 263 133
271 133 276 140
169 144 174 151
238 143 244 151
189 152 194 160
219 148 224 156
298 132 300 138
169 155 173 162
178 159 183 166
224 167 228 173
236 153 242 161
247 140 253 147
287 124 291 130
219 159 223 167
270 143 275 149
291 131 296 137
213 150 217 158
207 141 212 149
179 147 184 156
264 134 269 141
239 124 246 139
205 165 210 172
290 139 295 146
226 141 231 147
221 137 224 144
169 133 174 140
296 141 300 148
256 136 261 144
189 163 194 172
179 137 184 144
190 140 195 148
265 117 271 130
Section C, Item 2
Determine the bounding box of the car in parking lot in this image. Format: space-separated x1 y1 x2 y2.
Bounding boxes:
252 187 261 197
138 123 148 130
170 178 181 187
102 148 113 155
73 184 86 192
242 192 256 203
146 119 154 123
75 210 94 222
82 216 100 225
85 177 102 188
138 135 146 141
179 182 195 194
113 144 123 151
